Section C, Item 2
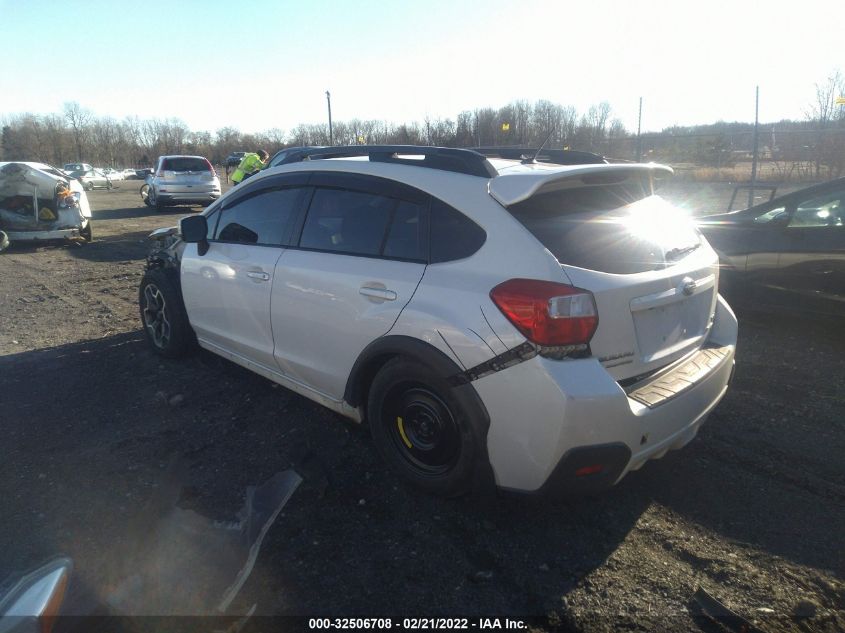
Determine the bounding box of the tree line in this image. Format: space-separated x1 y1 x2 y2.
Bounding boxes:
0 99 625 169
1 69 842 179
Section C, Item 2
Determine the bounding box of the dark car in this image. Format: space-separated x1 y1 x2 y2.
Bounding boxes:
697 177 845 315
225 152 247 167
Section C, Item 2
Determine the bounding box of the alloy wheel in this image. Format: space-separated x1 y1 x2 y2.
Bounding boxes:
142 283 170 349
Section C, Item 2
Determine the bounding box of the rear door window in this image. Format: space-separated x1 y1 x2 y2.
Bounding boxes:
789 191 844 228
299 188 395 257
214 187 307 246
382 199 428 261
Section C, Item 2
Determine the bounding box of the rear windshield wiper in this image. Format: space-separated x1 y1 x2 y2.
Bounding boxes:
665 243 700 261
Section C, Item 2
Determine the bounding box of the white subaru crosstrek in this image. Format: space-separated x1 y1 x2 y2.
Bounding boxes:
139 146 737 496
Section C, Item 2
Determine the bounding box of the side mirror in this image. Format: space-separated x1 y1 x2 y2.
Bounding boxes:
770 213 790 228
180 215 209 255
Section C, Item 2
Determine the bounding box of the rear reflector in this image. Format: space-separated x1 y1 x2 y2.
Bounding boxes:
575 464 604 477
490 279 598 347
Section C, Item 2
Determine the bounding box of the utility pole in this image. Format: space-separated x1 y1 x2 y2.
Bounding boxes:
635 97 643 162
748 86 759 209
326 90 333 146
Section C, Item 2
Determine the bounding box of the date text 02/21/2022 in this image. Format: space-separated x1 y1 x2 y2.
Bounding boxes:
307 618 527 630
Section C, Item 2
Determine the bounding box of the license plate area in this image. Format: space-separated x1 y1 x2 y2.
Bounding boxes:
632 290 712 363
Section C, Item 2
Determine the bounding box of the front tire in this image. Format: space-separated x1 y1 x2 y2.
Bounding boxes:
367 358 483 497
84 181 93 191
139 268 194 358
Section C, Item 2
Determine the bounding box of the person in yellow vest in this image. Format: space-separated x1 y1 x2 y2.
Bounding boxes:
231 150 269 185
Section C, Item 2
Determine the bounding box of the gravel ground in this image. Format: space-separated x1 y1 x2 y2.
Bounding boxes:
0 179 843 631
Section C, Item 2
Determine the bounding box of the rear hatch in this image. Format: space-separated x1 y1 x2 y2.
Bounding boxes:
158 157 217 193
498 167 718 381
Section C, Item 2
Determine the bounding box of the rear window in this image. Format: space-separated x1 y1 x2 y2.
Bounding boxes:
508 183 700 274
161 157 210 172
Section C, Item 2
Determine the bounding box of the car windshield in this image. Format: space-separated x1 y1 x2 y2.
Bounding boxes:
161 157 209 172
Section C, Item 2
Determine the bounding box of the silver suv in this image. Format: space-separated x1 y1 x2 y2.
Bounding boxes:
142 155 221 210
139 146 737 497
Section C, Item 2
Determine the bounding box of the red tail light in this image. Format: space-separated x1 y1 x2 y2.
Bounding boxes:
490 279 598 347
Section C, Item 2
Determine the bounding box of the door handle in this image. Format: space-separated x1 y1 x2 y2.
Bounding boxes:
359 286 397 301
246 271 270 282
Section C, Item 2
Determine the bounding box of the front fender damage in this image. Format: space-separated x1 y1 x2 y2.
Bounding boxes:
145 226 184 273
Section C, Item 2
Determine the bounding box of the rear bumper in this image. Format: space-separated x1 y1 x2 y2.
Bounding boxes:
474 294 738 493
157 192 220 204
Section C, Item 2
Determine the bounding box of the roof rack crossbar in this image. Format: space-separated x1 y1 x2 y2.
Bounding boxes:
274 145 498 178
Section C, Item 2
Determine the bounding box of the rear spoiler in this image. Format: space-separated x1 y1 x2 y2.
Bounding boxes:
488 163 674 207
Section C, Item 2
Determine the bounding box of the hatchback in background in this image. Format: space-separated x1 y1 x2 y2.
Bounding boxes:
141 155 221 210
70 168 112 191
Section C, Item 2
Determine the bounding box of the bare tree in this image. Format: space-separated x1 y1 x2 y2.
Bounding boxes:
63 102 92 160
807 69 844 176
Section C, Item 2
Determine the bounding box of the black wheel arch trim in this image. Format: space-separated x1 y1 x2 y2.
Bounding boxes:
345 334 496 491
344 335 466 407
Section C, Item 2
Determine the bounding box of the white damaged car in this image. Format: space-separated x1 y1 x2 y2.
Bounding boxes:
0 162 92 252
139 146 737 497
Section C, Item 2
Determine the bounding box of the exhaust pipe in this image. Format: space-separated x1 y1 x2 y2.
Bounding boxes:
0 230 9 253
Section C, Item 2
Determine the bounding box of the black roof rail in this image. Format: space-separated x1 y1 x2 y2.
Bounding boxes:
271 145 498 178
470 146 608 166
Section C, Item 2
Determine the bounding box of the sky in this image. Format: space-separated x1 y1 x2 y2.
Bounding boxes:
0 0 842 135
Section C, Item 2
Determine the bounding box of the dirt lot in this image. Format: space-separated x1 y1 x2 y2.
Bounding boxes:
1 180 843 631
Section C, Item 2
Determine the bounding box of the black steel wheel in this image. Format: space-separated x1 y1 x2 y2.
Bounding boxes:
368 357 485 496
383 386 461 476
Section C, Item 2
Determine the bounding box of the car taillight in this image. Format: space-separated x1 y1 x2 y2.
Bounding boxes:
204 159 216 177
490 279 598 347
